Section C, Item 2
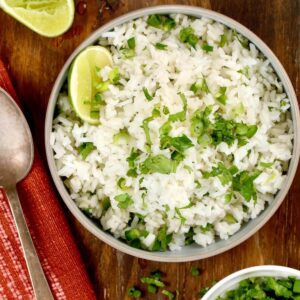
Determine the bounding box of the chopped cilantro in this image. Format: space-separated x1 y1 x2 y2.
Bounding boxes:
114 193 133 209
127 287 142 298
109 67 120 84
215 86 227 105
238 66 250 79
190 78 210 94
127 37 136 49
200 223 214 233
191 266 200 276
224 213 237 224
113 128 130 143
260 161 274 168
202 43 214 52
126 148 141 168
125 229 140 241
219 34 227 47
219 276 300 299
162 290 175 299
147 285 157 293
140 154 178 174
152 225 172 251
121 48 135 59
163 106 170 115
169 134 193 152
117 177 129 190
102 197 111 212
147 14 176 31
143 87 153 101
232 170 261 201
233 29 249 48
155 42 168 50
179 26 198 47
78 142 95 160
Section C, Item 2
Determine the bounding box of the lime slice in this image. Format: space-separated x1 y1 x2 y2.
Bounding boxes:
0 0 75 37
68 46 113 125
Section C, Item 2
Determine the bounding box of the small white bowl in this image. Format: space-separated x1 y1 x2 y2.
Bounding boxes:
202 265 300 299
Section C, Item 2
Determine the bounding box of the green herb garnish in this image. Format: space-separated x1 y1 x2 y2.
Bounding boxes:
109 67 120 84
127 287 142 298
152 225 172 251
117 177 129 190
162 290 175 299
127 37 136 49
147 14 176 31
155 42 168 50
114 193 133 209
140 277 165 287
121 48 135 58
260 161 274 168
233 29 249 48
218 277 300 299
113 128 130 143
179 26 198 47
191 266 200 277
125 228 140 241
190 78 210 94
219 34 227 47
140 155 178 174
78 142 95 160
215 86 227 105
202 43 214 52
232 170 261 201
143 87 154 101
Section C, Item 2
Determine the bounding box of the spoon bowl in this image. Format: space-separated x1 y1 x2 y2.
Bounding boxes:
0 88 33 186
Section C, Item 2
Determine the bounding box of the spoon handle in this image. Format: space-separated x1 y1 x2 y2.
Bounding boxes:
5 187 54 300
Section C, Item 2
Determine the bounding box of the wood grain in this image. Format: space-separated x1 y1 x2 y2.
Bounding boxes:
0 1 299 299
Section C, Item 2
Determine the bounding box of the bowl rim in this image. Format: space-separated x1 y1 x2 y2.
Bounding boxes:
202 265 300 299
45 4 300 262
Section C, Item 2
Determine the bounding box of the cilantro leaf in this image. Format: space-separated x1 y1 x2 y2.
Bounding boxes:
140 155 178 174
114 193 133 209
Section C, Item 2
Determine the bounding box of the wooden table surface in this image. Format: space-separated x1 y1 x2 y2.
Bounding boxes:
0 1 299 299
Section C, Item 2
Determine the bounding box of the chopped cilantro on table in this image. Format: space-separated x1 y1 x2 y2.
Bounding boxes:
191 266 200 276
127 286 142 298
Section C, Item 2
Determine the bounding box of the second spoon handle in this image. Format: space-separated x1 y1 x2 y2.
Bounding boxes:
6 186 54 300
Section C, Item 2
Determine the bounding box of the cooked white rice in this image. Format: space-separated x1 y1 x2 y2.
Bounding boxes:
51 14 293 251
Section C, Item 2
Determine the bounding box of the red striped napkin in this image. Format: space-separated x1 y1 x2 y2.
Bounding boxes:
0 60 96 299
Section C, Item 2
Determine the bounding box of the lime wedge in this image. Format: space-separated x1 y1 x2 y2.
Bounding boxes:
68 46 113 125
0 0 75 37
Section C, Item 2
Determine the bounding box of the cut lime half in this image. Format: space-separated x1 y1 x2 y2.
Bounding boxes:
68 46 113 125
0 0 75 37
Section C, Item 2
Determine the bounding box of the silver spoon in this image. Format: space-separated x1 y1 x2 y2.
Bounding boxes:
0 88 53 299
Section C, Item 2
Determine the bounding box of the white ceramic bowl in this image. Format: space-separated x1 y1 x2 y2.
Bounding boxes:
45 5 300 262
202 265 300 299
